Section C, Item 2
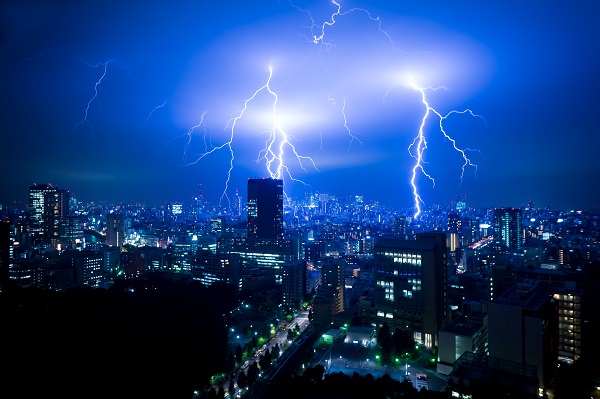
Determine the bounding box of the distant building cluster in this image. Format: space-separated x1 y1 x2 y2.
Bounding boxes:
1 182 599 398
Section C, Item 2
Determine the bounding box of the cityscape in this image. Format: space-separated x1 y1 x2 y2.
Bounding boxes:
1 180 599 398
2 0 600 398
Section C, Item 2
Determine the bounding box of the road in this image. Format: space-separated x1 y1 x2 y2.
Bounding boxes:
219 311 312 398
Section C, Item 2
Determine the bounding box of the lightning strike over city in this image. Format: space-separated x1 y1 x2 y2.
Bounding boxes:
183 66 318 206
175 0 482 214
2 1 600 396
403 79 486 218
3 0 598 212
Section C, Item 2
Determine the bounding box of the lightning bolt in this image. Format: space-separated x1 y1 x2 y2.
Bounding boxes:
182 111 210 164
186 66 318 206
298 1 482 219
340 98 362 151
72 59 132 135
180 1 482 215
18 50 51 65
141 99 167 128
72 60 112 134
406 79 485 219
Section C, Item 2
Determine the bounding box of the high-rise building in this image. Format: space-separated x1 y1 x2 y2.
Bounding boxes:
43 189 69 245
321 258 345 315
0 221 11 287
247 178 283 240
488 280 557 390
363 232 448 348
447 212 461 234
493 208 524 254
281 260 307 310
105 213 124 247
553 288 583 364
59 216 84 250
28 183 57 244
28 183 70 246
393 216 408 239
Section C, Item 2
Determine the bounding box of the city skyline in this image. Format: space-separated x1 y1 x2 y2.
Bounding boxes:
2 1 599 211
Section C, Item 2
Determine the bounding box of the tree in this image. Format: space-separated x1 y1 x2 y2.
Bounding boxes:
350 311 363 326
228 380 235 399
237 371 247 390
264 348 272 367
393 328 415 359
247 361 259 385
377 324 393 365
304 364 325 383
207 387 217 399
259 354 268 370
227 352 235 373
235 344 243 364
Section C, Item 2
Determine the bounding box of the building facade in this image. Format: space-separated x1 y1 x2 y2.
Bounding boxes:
363 232 449 348
493 207 524 254
247 178 283 240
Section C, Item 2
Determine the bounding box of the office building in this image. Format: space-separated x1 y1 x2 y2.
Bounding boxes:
59 216 84 250
29 183 63 245
247 178 283 240
43 188 70 245
105 213 124 247
61 250 103 287
437 312 488 375
281 260 307 310
448 351 539 399
192 251 241 291
363 232 448 348
487 280 557 390
320 258 345 315
493 208 524 254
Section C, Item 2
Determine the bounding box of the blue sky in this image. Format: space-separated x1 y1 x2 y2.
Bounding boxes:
1 0 599 211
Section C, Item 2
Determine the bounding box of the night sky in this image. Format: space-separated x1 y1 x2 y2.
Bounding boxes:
2 0 599 211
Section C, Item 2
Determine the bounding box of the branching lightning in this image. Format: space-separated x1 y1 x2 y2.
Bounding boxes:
72 59 132 134
405 79 485 218
293 0 399 54
301 0 483 219
72 60 113 134
185 66 318 205
340 99 363 150
181 1 483 215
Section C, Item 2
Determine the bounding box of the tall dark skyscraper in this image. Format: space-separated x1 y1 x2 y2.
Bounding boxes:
493 208 524 254
247 178 283 240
